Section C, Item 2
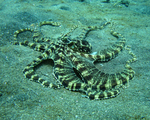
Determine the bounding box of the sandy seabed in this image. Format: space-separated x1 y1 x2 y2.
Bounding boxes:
0 0 150 119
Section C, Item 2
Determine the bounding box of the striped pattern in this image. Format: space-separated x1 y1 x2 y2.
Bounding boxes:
13 21 136 100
